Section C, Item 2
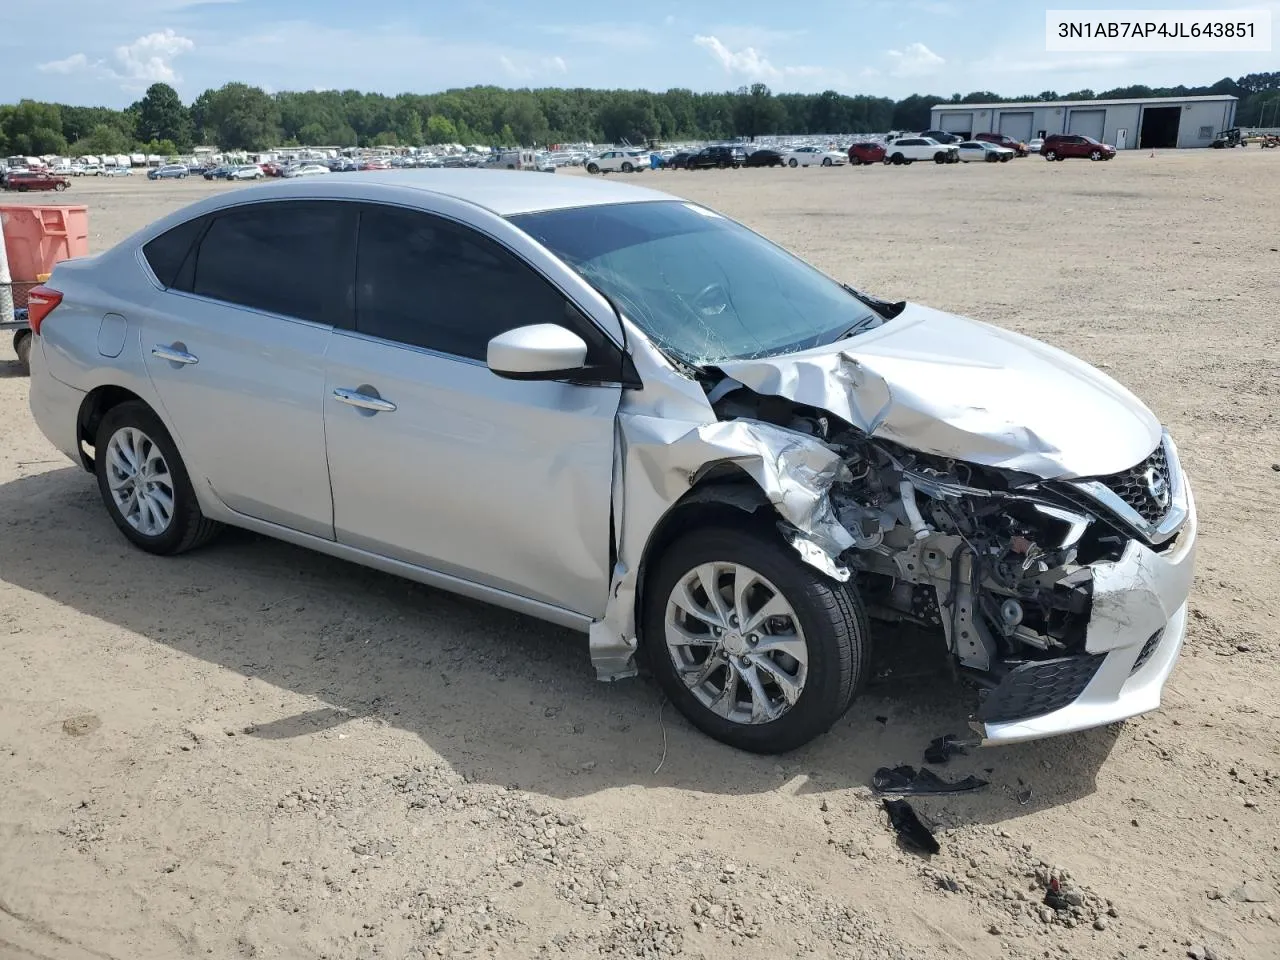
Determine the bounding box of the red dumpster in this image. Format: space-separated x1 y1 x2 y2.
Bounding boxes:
0 205 90 282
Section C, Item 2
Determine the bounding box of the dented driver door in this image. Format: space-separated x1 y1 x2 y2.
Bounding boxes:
322 203 622 619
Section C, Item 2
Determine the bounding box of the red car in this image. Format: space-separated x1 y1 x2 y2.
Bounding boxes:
847 141 886 165
260 162 285 177
1041 134 1116 161
975 132 1029 157
2 170 70 192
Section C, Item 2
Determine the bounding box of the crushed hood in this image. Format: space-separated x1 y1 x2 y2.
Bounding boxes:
717 303 1161 480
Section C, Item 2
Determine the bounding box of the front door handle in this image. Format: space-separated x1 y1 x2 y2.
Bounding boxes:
333 387 397 413
152 344 199 365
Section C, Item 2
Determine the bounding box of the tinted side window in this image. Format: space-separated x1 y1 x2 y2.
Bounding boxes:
143 215 207 288
191 201 354 325
355 205 581 362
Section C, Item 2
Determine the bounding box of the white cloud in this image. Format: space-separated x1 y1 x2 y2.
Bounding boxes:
36 29 193 89
542 23 655 50
500 52 568 79
113 29 194 84
38 53 92 74
693 34 822 82
886 41 945 77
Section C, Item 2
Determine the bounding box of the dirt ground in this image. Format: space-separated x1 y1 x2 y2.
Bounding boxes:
1 151 1277 960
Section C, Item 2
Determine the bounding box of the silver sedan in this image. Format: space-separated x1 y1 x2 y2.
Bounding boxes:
956 140 1015 163
25 171 1196 754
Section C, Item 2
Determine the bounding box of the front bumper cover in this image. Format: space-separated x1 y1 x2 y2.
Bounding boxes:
974 482 1198 745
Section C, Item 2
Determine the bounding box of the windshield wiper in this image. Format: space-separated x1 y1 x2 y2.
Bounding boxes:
842 283 907 320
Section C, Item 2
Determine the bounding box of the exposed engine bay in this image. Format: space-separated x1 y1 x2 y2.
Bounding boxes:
709 380 1137 684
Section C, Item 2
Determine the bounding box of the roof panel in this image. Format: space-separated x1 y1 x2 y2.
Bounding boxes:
932 95 1237 110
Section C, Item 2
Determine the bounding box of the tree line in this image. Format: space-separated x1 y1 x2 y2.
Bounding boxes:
2 74 1277 156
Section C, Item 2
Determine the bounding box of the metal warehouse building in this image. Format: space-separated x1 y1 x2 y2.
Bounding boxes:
929 95 1237 150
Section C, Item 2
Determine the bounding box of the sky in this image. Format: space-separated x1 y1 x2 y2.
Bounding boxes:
1 0 1275 107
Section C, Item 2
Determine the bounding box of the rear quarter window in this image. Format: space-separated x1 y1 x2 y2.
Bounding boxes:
142 215 208 288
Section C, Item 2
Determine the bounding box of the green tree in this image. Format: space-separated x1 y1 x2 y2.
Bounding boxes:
732 84 784 140
298 122 327 144
1 100 67 155
135 83 193 150
197 83 281 150
425 114 458 143
502 93 549 145
69 123 134 155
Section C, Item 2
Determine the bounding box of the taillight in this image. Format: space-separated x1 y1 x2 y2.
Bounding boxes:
25 285 63 335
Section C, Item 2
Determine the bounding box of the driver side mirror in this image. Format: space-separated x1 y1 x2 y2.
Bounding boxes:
487 324 588 380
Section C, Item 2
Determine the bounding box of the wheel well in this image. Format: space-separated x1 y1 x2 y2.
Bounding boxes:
633 473 784 649
76 385 147 471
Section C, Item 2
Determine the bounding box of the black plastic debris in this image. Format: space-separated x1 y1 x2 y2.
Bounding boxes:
882 798 940 855
1043 877 1070 911
924 734 968 765
875 715 889 725
873 765 989 795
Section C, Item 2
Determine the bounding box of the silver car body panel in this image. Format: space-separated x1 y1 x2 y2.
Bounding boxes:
28 171 1197 746
717 302 1161 481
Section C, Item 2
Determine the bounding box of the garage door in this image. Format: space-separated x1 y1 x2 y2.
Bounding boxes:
1067 109 1105 142
997 111 1034 142
939 112 973 135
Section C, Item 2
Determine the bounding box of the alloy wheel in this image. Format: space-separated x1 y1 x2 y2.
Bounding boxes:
105 426 175 536
664 562 809 725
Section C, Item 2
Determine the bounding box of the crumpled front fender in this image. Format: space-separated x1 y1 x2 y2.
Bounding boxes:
588 321 857 681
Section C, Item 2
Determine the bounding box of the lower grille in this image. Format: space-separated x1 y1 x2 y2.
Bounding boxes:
977 654 1106 724
1098 444 1172 526
1131 629 1164 674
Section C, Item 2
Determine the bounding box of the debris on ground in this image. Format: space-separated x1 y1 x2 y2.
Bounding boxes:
882 798 940 855
872 765 988 795
923 734 970 765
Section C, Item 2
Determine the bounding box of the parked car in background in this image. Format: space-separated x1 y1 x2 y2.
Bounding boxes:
261 162 285 177
24 171 1198 756
1041 134 1116 161
283 163 330 178
69 163 87 176
359 159 391 171
229 165 266 181
847 141 886 165
2 170 70 192
101 166 133 177
1028 138 1044 154
783 146 846 167
687 145 747 169
884 137 960 165
585 150 649 174
148 164 189 180
919 129 962 144
82 163 103 176
955 140 1015 163
203 166 233 180
744 148 786 168
975 132 1029 157
665 152 694 170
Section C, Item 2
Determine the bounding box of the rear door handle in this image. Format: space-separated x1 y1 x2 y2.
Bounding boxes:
152 344 199 365
333 387 397 413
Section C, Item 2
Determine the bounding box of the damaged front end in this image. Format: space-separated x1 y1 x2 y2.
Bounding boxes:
593 311 1196 746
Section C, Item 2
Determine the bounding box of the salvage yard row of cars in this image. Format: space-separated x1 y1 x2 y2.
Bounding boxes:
24 170 1194 755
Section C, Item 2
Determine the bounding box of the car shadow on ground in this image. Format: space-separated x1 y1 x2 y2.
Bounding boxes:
0 466 1116 820
0 358 28 379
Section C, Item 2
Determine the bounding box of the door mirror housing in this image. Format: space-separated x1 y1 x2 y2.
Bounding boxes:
487 324 589 380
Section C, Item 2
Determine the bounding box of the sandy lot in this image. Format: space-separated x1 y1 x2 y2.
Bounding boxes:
1 152 1277 960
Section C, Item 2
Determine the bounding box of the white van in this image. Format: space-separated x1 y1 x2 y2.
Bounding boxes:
495 149 537 170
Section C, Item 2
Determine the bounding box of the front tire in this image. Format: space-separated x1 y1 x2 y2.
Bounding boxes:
94 401 222 556
822 157 832 166
788 158 798 168
642 526 869 754
1045 150 1058 161
622 162 634 172
587 163 600 174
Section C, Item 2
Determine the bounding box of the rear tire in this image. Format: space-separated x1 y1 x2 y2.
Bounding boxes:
788 158 798 168
622 162 634 172
13 330 31 369
891 153 905 165
587 163 600 174
642 526 869 754
94 401 222 556
1045 150 1058 161
822 157 832 166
